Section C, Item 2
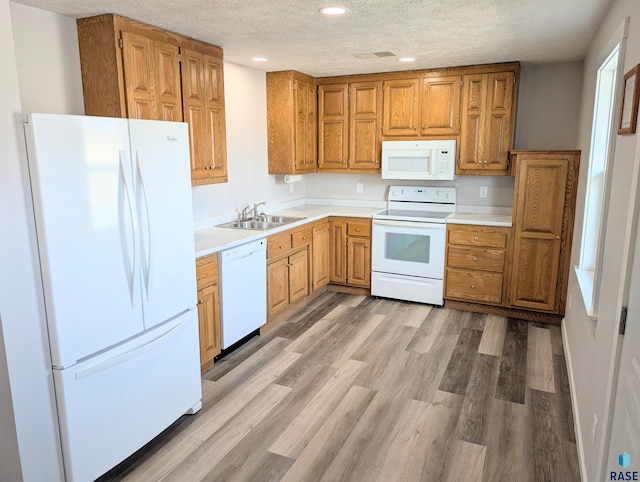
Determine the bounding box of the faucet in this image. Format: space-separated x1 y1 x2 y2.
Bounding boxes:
240 205 252 221
253 201 266 219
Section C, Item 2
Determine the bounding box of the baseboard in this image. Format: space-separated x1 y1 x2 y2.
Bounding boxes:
562 317 588 482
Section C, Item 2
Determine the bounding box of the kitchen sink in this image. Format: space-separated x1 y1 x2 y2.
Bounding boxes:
217 215 305 231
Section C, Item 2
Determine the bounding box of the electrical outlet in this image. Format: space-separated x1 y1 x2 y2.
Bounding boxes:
356 182 364 194
289 183 294 193
592 414 598 444
480 186 488 198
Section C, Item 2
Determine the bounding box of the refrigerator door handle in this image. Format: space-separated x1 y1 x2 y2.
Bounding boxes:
136 151 154 301
119 150 140 307
74 313 188 379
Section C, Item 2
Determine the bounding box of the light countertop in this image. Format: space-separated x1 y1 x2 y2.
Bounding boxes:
194 204 382 258
447 213 512 227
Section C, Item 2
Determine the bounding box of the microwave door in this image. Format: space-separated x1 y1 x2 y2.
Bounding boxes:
384 149 434 179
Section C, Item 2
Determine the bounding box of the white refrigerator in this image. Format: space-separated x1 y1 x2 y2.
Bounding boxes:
24 113 202 482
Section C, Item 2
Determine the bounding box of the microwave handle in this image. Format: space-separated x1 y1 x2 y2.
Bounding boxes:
373 219 447 229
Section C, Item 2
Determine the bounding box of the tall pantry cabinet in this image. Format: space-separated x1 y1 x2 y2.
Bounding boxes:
76 14 228 185
508 151 580 314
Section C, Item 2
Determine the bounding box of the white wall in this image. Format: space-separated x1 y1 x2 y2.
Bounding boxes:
10 2 83 115
1 2 65 480
564 0 640 480
191 62 306 224
305 62 583 207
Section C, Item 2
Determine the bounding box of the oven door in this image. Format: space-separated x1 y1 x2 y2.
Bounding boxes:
372 219 445 279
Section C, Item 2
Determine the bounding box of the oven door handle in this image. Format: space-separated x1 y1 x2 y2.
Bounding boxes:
372 219 446 230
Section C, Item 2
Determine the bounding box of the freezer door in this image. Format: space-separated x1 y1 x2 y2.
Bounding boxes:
128 119 197 329
25 114 144 367
53 310 201 482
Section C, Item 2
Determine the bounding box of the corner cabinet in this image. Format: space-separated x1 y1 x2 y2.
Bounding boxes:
458 69 519 175
508 151 580 314
318 82 383 173
76 14 228 186
196 254 221 373
266 71 317 174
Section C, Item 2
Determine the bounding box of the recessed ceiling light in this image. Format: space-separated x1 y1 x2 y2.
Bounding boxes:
319 6 347 15
399 57 416 62
252 57 268 62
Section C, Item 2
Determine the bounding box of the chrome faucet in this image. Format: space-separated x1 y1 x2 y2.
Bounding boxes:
240 205 252 221
253 201 266 219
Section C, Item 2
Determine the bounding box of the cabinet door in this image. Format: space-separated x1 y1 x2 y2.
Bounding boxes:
350 82 382 171
347 236 371 287
153 40 183 122
203 54 228 181
267 258 290 318
420 75 461 136
382 79 420 136
306 82 317 169
312 222 331 290
180 49 208 183
510 158 568 311
459 74 487 170
318 84 349 170
122 32 155 120
329 219 347 283
484 72 514 171
289 249 310 304
197 283 220 372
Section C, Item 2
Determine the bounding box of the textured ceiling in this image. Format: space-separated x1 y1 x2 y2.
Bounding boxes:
13 0 614 77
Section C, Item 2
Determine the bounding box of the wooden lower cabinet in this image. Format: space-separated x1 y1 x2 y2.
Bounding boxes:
445 224 510 306
312 222 331 289
329 217 371 288
266 225 312 319
196 254 221 373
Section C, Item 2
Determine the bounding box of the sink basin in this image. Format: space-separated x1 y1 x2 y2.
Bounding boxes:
255 215 304 224
217 215 305 231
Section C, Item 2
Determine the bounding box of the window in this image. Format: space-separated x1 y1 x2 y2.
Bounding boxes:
576 41 624 316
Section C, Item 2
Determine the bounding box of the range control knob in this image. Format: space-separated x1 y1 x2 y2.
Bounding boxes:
401 189 408 195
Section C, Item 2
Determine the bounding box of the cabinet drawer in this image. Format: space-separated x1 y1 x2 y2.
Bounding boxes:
292 228 312 248
448 229 507 248
196 254 218 289
347 222 371 237
267 234 292 258
447 246 505 273
445 268 503 304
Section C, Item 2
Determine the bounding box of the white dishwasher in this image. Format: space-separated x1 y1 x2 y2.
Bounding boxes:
219 238 267 349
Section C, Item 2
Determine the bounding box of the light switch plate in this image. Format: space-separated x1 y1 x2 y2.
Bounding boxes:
356 182 364 194
480 186 488 198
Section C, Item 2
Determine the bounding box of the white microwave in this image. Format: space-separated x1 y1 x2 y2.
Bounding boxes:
381 140 456 180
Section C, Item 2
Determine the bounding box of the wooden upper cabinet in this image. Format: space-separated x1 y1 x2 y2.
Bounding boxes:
350 81 382 171
459 70 517 175
267 71 317 174
508 151 580 314
382 78 420 136
76 14 227 186
420 75 461 136
318 84 349 170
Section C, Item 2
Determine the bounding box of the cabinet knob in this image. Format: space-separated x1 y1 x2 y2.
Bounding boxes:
364 244 368 248
473 257 478 261
279 245 283 249
343 160 347 164
303 236 307 240
196 276 200 280
556 235 560 240
199 299 204 304
471 284 476 289
483 160 488 165
473 236 479 241
356 228 360 232
422 125 426 129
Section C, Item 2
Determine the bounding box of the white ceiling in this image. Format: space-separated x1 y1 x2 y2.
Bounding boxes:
14 0 614 77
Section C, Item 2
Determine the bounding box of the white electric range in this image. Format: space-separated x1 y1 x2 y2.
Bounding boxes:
371 185 456 305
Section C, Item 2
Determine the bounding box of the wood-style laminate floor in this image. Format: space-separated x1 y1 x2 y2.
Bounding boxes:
100 292 581 481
